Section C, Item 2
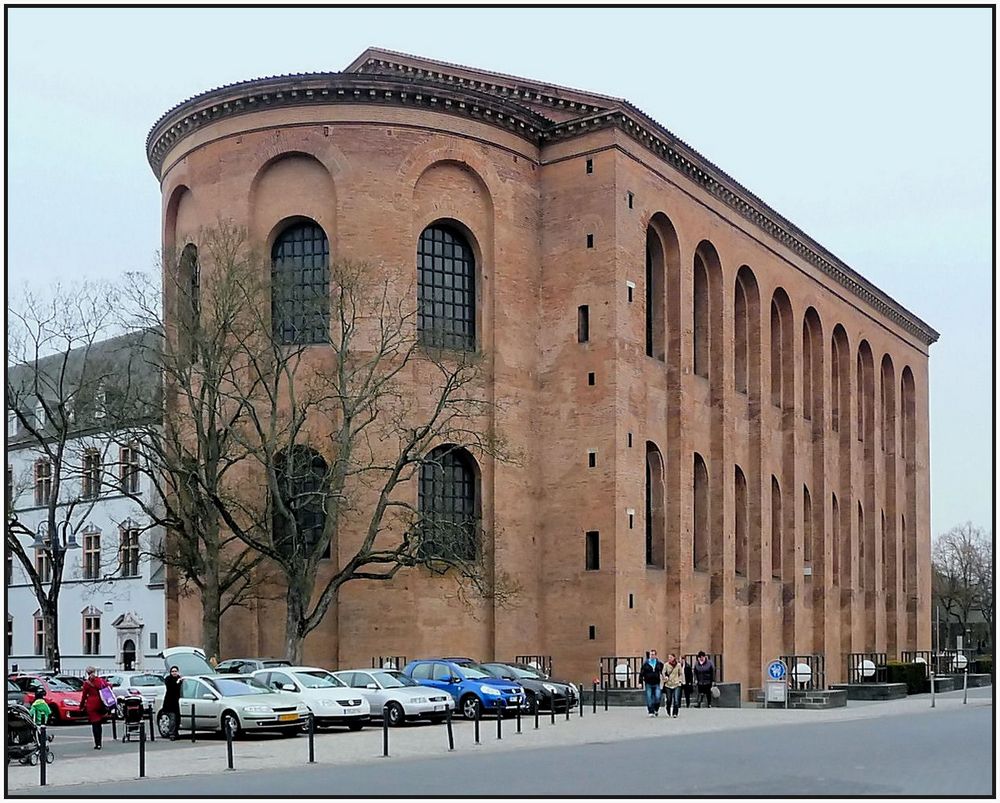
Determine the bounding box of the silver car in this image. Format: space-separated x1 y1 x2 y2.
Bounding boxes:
334 669 454 726
157 674 309 737
101 672 166 710
251 667 370 730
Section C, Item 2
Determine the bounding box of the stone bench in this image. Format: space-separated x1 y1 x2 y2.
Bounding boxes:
751 688 848 709
829 682 908 701
940 673 991 689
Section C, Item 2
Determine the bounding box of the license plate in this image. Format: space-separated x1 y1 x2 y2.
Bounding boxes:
509 696 520 703
434 704 446 711
278 713 297 721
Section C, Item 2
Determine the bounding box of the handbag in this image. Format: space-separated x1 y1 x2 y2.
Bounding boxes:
710 685 721 700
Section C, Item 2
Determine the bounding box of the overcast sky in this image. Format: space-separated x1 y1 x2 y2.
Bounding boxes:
6 7 992 537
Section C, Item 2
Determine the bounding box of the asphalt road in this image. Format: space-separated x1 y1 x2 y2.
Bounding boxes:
14 691 993 796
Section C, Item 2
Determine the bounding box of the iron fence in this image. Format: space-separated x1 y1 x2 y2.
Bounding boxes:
847 652 887 683
371 656 407 671
599 656 644 689
683 653 724 683
781 653 825 690
899 649 933 677
514 655 553 677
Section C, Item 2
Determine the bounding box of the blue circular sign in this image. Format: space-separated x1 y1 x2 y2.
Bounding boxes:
767 660 786 680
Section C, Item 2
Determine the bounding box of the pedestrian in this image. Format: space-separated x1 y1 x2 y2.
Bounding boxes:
638 649 664 717
29 688 52 725
162 665 182 740
682 656 694 708
693 651 715 708
79 666 110 749
662 653 684 718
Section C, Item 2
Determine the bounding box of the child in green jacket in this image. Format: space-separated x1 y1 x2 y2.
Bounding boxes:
29 688 52 725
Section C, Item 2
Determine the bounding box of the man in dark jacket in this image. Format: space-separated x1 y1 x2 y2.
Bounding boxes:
162 665 182 740
693 651 715 708
638 650 664 716
682 658 694 708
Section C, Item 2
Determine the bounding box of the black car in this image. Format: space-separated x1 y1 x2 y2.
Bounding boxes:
7 679 27 707
480 662 578 713
215 658 292 675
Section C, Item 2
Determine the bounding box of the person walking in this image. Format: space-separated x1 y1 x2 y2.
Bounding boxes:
682 656 694 708
79 666 110 749
162 665 182 740
693 651 716 708
662 653 684 718
638 649 664 717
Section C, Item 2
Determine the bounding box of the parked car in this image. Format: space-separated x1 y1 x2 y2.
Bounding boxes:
100 671 167 710
216 658 293 675
333 668 454 726
402 659 525 720
7 679 28 707
159 646 216 677
480 662 578 712
155 673 309 737
54 675 85 691
251 667 370 730
9 674 86 723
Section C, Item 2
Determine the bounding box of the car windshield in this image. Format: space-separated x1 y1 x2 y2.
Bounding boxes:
44 678 77 692
262 660 291 668
57 676 86 689
293 671 345 689
457 664 492 679
8 681 20 692
207 677 271 696
507 665 545 679
373 671 418 688
130 675 165 687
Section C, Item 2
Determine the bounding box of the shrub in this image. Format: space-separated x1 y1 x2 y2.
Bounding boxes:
973 657 993 676
886 660 929 694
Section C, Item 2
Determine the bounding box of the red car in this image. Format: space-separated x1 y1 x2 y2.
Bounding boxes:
10 674 87 723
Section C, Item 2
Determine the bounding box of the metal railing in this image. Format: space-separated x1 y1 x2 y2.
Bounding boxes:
514 655 553 677
599 656 644 689
371 656 407 671
899 649 933 677
683 653 724 683
781 654 825 690
847 652 887 683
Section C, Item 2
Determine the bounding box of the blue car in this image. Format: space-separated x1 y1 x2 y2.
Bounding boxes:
402 659 525 720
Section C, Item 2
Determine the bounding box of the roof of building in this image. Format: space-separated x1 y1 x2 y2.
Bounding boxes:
146 47 939 347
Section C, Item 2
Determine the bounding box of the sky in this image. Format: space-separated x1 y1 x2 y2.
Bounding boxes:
5 6 993 538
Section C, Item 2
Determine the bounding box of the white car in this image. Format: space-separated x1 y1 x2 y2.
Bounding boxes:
251 666 370 730
100 671 166 711
333 668 455 726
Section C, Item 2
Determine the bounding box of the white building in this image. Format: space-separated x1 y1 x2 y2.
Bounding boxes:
5 330 166 672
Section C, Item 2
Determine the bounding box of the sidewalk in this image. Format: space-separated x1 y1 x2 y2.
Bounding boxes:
7 688 991 791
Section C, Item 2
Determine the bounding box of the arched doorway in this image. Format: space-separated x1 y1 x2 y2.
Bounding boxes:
122 639 136 671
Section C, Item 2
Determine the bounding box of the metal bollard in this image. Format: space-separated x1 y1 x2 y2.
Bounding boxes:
550 702 555 725
496 708 502 740
225 720 234 771
474 704 481 745
604 684 608 711
930 671 936 708
308 712 315 763
565 696 571 721
191 704 197 742
534 702 539 729
139 719 147 778
580 684 584 717
39 724 47 786
381 705 390 757
593 683 597 714
147 705 155 742
963 668 969 704
515 703 521 734
446 709 454 751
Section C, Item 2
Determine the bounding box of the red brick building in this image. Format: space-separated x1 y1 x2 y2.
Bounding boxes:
148 48 937 690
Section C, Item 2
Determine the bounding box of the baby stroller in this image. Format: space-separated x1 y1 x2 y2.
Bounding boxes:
120 694 146 742
6 703 54 766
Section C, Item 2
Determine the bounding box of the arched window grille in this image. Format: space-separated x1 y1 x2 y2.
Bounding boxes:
271 221 330 344
273 446 329 559
417 225 476 351
418 446 478 561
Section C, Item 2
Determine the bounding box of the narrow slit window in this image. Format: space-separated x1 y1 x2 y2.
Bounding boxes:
588 625 596 640
586 158 593 174
588 372 596 386
588 451 596 468
585 531 600 570
627 432 633 448
628 593 634 609
577 305 590 343
586 234 594 249
627 282 635 303
627 192 634 209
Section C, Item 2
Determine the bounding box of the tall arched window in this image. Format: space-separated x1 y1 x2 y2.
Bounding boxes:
693 453 709 571
693 257 709 378
803 484 813 567
273 445 329 559
857 502 866 590
771 476 782 578
832 492 840 583
735 466 748 576
417 224 476 351
880 355 896 454
271 220 330 344
734 279 748 394
645 228 665 361
419 446 479 561
180 243 200 331
770 289 793 410
770 301 782 406
645 442 665 568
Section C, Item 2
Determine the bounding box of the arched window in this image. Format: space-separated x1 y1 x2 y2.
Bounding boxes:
645 442 664 568
881 355 896 454
802 484 813 567
735 466 748 576
832 493 840 583
271 220 330 344
419 446 479 561
693 256 709 378
417 224 476 351
734 279 749 394
770 301 782 406
735 266 760 399
693 453 709 571
180 243 200 330
645 228 665 361
273 445 329 559
857 502 866 590
771 476 782 578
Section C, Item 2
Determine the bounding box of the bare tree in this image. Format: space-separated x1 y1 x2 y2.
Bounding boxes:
5 283 123 670
932 522 990 647
113 223 278 660
199 250 516 662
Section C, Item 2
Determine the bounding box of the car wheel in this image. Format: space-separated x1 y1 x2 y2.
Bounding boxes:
156 711 173 738
385 702 405 727
525 691 538 714
221 711 241 738
460 695 481 721
347 721 364 732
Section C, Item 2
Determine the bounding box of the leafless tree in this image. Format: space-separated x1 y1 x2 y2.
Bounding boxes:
5 283 123 670
932 522 991 646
